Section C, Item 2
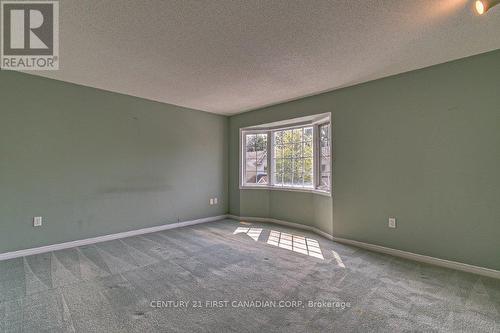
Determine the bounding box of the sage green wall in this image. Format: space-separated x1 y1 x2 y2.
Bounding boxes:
229 49 500 270
0 71 228 254
237 189 333 235
228 110 334 234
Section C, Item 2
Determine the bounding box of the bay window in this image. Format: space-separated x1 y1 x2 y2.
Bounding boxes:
240 114 331 194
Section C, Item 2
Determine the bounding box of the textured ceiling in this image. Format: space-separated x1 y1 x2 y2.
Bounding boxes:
30 0 500 115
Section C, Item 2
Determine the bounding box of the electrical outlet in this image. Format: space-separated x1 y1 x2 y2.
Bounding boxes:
209 198 214 205
33 216 42 227
214 197 218 204
388 217 396 229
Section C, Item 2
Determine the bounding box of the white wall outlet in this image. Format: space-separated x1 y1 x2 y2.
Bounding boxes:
209 198 214 205
33 216 43 227
388 217 396 229
214 197 218 205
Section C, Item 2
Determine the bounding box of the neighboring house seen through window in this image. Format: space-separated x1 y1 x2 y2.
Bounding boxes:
244 133 268 185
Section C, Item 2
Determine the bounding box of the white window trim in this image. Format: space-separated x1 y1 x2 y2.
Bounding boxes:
239 115 332 197
315 120 332 192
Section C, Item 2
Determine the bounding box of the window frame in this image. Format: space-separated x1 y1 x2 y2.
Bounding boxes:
315 121 332 192
240 129 271 188
240 117 331 197
271 124 315 189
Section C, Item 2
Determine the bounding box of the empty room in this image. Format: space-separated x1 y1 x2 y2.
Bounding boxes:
0 0 499 332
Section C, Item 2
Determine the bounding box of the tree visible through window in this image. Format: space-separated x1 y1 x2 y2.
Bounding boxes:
273 127 313 187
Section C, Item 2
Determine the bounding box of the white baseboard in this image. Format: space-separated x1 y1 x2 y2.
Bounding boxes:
330 236 500 280
228 214 500 280
0 214 228 261
2 213 498 280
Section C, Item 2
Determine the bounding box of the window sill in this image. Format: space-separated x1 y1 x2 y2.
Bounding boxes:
239 185 332 197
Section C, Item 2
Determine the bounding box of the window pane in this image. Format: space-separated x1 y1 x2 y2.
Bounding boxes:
246 158 257 172
283 159 293 175
245 147 257 160
274 159 284 173
320 124 330 140
283 154 293 186
283 129 294 145
304 127 313 141
292 128 302 142
318 123 331 191
274 131 283 145
321 145 330 158
304 172 313 186
255 135 268 184
320 125 329 140
272 126 314 189
293 175 303 186
256 151 267 172
245 134 257 159
274 145 283 159
293 160 303 176
303 141 313 157
321 156 330 173
274 173 283 186
255 134 267 151
304 157 313 180
257 174 268 184
246 151 257 160
320 173 330 188
246 134 256 146
256 159 268 184
283 144 293 158
245 133 267 185
293 143 302 158
245 171 257 184
293 161 303 185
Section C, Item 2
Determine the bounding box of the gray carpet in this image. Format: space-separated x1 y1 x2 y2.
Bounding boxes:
0 219 499 332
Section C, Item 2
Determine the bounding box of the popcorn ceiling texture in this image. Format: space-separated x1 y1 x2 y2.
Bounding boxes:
30 0 500 114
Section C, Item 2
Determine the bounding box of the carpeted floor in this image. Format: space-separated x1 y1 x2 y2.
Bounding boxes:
0 218 499 332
